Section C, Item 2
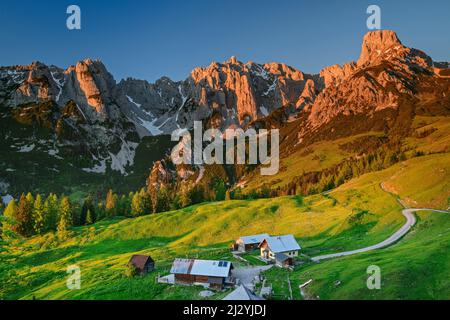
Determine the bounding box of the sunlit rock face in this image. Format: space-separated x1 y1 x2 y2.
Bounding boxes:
187 56 322 129
304 30 438 133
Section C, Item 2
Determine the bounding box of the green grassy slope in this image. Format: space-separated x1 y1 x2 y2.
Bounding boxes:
242 132 385 190
266 210 450 300
0 153 449 300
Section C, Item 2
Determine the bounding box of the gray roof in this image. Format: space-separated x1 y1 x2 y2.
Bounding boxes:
262 235 301 253
223 285 265 300
239 233 270 245
275 253 290 262
170 258 232 278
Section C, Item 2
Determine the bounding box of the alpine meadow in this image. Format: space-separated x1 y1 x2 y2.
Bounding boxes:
1 1 449 303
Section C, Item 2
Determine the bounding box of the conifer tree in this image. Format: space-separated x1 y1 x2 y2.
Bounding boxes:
44 193 59 232
16 193 33 237
180 183 192 208
97 202 105 221
2 199 18 236
131 192 140 217
57 197 72 240
80 195 95 225
153 186 169 213
33 194 45 235
85 209 93 225
105 189 117 217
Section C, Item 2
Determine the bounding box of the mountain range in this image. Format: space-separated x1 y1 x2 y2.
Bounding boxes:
0 30 449 199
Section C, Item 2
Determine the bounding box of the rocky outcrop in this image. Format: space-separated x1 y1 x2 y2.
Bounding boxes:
433 62 450 78
0 56 323 138
187 57 322 128
301 30 443 142
320 63 357 88
358 30 403 67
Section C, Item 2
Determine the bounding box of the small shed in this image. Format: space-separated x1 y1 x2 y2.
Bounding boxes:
275 253 293 268
233 233 270 252
127 254 155 275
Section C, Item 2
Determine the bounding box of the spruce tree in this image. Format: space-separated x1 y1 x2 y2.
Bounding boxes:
80 195 95 225
180 183 192 208
57 197 72 241
16 193 33 237
105 189 117 217
154 187 169 213
131 192 142 217
2 199 18 237
85 209 93 225
43 193 59 232
33 194 45 235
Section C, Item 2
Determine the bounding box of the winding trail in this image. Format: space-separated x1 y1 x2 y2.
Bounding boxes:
311 184 449 262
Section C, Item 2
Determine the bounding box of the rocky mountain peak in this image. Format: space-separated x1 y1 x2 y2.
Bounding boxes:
228 56 239 64
304 30 443 138
358 30 403 66
64 58 116 115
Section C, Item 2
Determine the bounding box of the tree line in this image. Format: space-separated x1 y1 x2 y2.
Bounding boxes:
0 179 227 239
0 146 427 240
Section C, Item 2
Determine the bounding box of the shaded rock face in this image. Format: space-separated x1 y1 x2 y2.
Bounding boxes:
0 59 141 175
0 59 119 121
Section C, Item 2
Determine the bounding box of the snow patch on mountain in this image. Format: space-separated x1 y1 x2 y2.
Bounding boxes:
82 159 107 174
263 79 277 96
126 95 141 108
139 118 163 136
50 71 65 102
17 144 35 153
1 195 13 205
260 105 269 116
108 140 139 175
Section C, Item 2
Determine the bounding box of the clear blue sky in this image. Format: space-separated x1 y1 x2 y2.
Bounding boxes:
1 0 449 82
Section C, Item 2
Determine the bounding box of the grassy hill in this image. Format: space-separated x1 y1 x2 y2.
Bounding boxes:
0 153 449 300
265 210 450 300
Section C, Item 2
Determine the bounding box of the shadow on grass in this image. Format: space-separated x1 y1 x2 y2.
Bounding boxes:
17 234 188 267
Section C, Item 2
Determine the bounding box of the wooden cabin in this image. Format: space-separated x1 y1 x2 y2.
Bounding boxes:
127 254 155 275
233 233 270 252
259 235 301 267
170 258 234 290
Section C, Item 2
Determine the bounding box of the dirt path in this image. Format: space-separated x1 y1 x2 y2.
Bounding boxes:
311 183 449 262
